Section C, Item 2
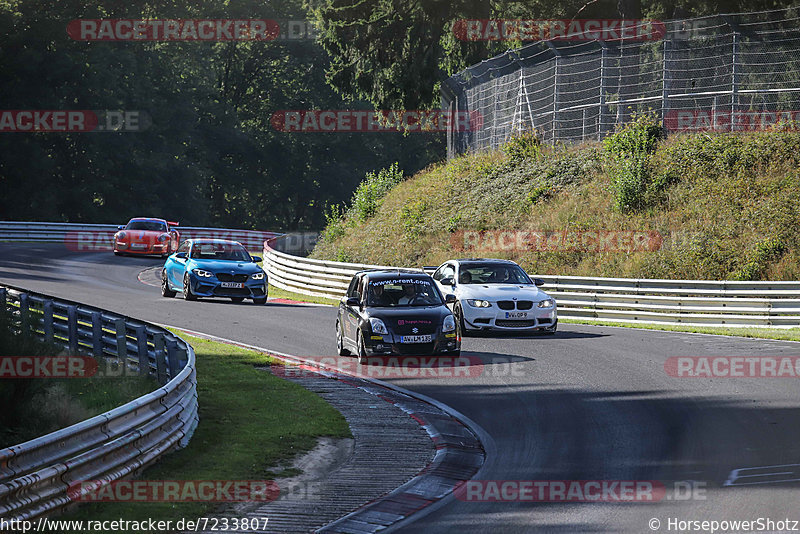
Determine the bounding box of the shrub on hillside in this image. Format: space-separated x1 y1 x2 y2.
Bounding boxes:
603 112 664 212
503 130 542 163
350 162 404 221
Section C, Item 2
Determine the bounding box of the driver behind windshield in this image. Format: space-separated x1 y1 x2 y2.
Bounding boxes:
397 284 417 305
368 283 393 306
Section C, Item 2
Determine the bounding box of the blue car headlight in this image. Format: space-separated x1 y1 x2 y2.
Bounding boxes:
193 269 213 278
251 271 265 280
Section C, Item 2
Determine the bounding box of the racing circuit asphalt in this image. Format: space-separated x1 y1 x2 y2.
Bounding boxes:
2 243 800 533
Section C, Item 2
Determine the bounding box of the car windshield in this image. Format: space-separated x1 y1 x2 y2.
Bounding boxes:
190 242 251 261
458 263 532 284
126 221 167 232
366 278 443 307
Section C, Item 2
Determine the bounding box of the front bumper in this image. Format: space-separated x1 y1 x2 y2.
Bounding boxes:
362 330 460 356
461 303 557 331
188 274 267 299
115 241 170 255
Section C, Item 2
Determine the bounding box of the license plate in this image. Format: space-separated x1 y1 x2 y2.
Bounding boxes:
400 334 432 344
505 311 528 319
220 282 244 289
130 243 147 249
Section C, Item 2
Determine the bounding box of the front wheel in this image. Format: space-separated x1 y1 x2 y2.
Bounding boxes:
253 296 267 305
542 320 557 335
454 303 469 337
230 297 245 303
161 270 176 298
183 274 197 301
356 331 367 364
336 321 350 356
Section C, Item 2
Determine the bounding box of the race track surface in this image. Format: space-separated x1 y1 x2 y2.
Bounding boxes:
2 243 800 533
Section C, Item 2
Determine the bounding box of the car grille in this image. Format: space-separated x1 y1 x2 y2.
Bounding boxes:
495 319 537 328
392 342 436 355
213 287 251 296
217 273 249 283
497 300 533 310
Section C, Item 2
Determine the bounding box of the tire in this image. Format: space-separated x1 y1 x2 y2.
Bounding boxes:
183 273 197 301
454 303 469 337
450 349 461 357
161 270 176 298
230 297 245 303
253 296 267 305
114 250 122 256
356 331 367 364
336 321 350 356
543 320 558 335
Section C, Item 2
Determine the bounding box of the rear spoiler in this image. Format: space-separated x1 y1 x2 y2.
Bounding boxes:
167 221 180 227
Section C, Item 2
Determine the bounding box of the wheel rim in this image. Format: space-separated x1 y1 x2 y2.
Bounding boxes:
183 275 191 298
336 323 343 352
357 333 366 364
162 272 168 294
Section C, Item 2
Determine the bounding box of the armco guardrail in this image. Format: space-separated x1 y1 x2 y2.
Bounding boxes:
0 220 281 251
0 284 198 521
264 241 800 328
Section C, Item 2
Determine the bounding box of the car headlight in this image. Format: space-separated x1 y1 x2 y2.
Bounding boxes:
193 269 213 278
157 234 168 242
117 231 126 239
369 318 389 335
443 315 456 332
251 271 265 280
538 299 555 308
466 299 491 308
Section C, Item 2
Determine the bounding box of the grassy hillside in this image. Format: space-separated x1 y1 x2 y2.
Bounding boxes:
312 119 800 281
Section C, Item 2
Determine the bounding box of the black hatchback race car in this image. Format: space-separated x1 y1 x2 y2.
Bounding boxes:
336 269 461 362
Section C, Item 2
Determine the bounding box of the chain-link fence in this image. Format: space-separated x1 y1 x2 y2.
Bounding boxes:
442 7 800 156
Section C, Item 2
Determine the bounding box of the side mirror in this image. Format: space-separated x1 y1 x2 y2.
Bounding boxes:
440 277 454 286
534 278 545 287
175 252 187 260
445 294 456 304
117 225 125 230
251 255 262 263
346 297 360 307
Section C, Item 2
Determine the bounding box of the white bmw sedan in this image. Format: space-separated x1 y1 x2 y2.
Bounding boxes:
431 259 557 335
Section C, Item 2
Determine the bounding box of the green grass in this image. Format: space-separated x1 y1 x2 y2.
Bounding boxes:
268 284 339 306
312 129 800 281
61 332 350 531
561 318 800 342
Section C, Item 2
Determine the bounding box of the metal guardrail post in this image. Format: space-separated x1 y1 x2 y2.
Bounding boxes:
44 300 54 343
19 293 29 334
91 311 102 358
166 338 180 379
67 305 78 354
154 333 168 384
115 318 127 361
135 325 148 375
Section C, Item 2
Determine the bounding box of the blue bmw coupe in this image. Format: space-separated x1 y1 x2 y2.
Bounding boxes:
161 239 268 304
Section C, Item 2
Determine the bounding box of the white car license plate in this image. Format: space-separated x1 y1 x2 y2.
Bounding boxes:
400 334 432 344
130 243 147 249
505 311 528 319
220 282 244 289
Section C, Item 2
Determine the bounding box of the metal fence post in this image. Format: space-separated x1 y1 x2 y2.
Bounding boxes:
547 43 561 143
136 325 148 376
661 38 670 124
731 31 740 123
599 42 607 139
44 301 54 343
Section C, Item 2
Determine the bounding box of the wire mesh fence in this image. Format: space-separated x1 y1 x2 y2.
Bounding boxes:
442 7 800 157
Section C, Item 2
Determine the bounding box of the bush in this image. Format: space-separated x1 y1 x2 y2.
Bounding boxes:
603 112 664 212
350 162 404 221
503 130 542 163
733 238 788 281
